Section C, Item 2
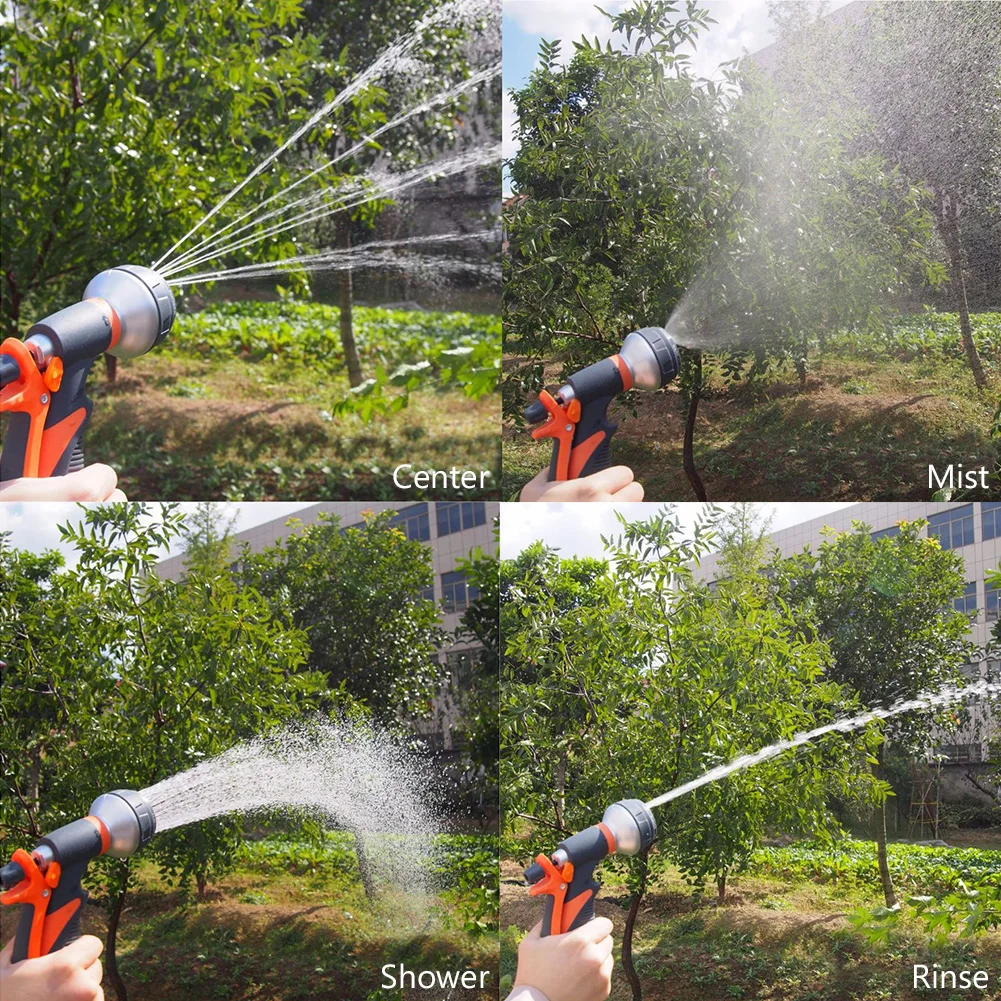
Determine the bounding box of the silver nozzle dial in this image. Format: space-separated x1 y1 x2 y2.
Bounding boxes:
89 789 156 858
83 265 175 360
618 328 680 391
601 799 657 856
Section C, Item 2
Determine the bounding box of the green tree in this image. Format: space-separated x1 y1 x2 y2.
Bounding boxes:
503 1 943 498
180 501 237 576
0 507 325 1001
452 528 501 821
237 511 446 721
0 0 320 334
767 0 1001 387
502 509 872 1000
772 520 978 906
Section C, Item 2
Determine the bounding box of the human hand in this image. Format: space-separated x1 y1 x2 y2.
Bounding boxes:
519 466 644 502
0 935 105 1001
0 465 126 502
512 918 614 1001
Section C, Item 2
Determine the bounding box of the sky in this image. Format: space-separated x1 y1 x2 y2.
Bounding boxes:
1 502 312 566
503 0 852 192
499 501 855 558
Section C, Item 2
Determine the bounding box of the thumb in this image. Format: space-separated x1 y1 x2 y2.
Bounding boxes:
0 937 14 970
523 920 543 941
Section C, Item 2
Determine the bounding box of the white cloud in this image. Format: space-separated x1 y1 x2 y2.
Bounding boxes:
503 89 520 161
505 1 627 40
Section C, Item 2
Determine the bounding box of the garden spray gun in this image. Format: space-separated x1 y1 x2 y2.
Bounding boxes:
523 328 680 481
0 265 175 479
0 790 155 962
524 799 657 936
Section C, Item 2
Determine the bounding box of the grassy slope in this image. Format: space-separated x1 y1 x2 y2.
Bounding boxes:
500 839 1001 1001
0 849 497 1001
78 302 501 501
503 314 1000 501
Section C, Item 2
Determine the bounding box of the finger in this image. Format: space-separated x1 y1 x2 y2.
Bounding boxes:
83 956 103 985
524 920 543 941
574 916 614 942
0 465 120 502
592 932 615 962
610 480 645 502
0 937 13 969
519 468 550 502
59 934 104 969
108 489 128 502
581 465 636 494
95 986 106 1001
599 952 615 982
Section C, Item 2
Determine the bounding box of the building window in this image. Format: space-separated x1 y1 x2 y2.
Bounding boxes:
436 502 487 537
927 505 974 551
987 578 999 622
954 582 977 615
870 525 900 541
441 570 479 613
938 744 982 764
444 647 484 688
984 502 1001 542
388 504 430 542
416 585 435 603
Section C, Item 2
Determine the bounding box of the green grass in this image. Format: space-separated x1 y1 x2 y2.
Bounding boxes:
61 832 497 1001
500 835 1001 1001
503 311 1000 501
79 301 500 500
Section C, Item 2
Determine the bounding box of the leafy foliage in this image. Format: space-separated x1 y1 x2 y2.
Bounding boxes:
0 0 320 332
236 510 447 721
502 0 944 424
166 300 500 418
501 508 877 904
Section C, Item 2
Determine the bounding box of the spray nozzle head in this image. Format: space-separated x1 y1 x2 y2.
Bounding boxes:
88 789 156 858
618 328 680 392
83 265 175 360
602 799 657 856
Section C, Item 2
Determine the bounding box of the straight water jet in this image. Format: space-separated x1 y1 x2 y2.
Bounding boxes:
645 680 1000 811
163 62 501 274
154 0 497 270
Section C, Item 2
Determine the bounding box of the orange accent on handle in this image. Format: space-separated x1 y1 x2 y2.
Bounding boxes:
37 408 88 478
84 816 111 855
597 822 617 855
44 861 62 889
0 338 50 477
567 430 606 480
84 297 121 349
529 390 578 481
43 357 64 394
609 353 632 391
560 887 594 932
0 849 49 959
527 853 570 936
40 898 80 956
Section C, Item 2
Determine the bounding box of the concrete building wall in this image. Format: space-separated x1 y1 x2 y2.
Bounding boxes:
693 502 1000 771
157 501 498 752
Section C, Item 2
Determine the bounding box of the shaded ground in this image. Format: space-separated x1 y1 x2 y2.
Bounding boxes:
503 351 999 501
0 858 496 1001
82 357 500 500
499 843 1001 1001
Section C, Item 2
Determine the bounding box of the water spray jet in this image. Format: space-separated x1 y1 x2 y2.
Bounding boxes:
525 680 999 935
